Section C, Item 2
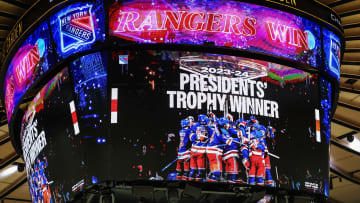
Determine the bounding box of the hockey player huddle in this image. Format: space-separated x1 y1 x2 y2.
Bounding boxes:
29 157 52 203
174 113 275 186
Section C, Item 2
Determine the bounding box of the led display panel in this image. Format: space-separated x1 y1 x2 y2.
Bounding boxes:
0 0 342 200
20 68 83 202
319 77 332 197
69 52 110 182
20 52 110 203
320 77 332 145
50 0 105 59
4 21 55 121
323 28 341 81
108 50 329 194
109 0 322 68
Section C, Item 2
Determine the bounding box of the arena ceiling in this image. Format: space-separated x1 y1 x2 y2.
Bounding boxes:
0 0 359 202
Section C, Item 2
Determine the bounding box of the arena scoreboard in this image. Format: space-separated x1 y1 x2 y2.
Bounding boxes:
0 0 344 202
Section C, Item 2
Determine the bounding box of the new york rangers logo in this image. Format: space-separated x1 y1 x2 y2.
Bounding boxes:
329 36 341 78
59 5 95 53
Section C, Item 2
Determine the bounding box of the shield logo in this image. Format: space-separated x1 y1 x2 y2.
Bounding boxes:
329 36 341 78
58 5 96 53
119 55 128 64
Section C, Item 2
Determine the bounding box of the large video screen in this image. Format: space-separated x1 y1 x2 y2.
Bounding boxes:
109 0 322 68
20 52 110 202
108 50 329 194
17 50 330 203
20 68 83 202
1 0 341 200
4 21 55 121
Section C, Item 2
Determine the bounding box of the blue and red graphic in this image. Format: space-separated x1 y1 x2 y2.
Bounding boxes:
59 5 96 53
119 55 128 64
5 40 46 120
3 21 52 121
330 36 341 78
50 1 105 59
323 28 341 81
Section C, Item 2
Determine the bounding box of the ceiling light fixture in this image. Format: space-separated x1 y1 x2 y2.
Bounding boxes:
0 165 18 178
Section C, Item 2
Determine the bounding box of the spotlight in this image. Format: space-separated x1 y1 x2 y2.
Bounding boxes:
347 135 354 142
0 166 17 178
17 164 25 172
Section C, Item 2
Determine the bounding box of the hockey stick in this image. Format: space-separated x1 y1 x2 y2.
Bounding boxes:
161 152 189 172
161 140 209 172
267 152 280 159
231 140 280 159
